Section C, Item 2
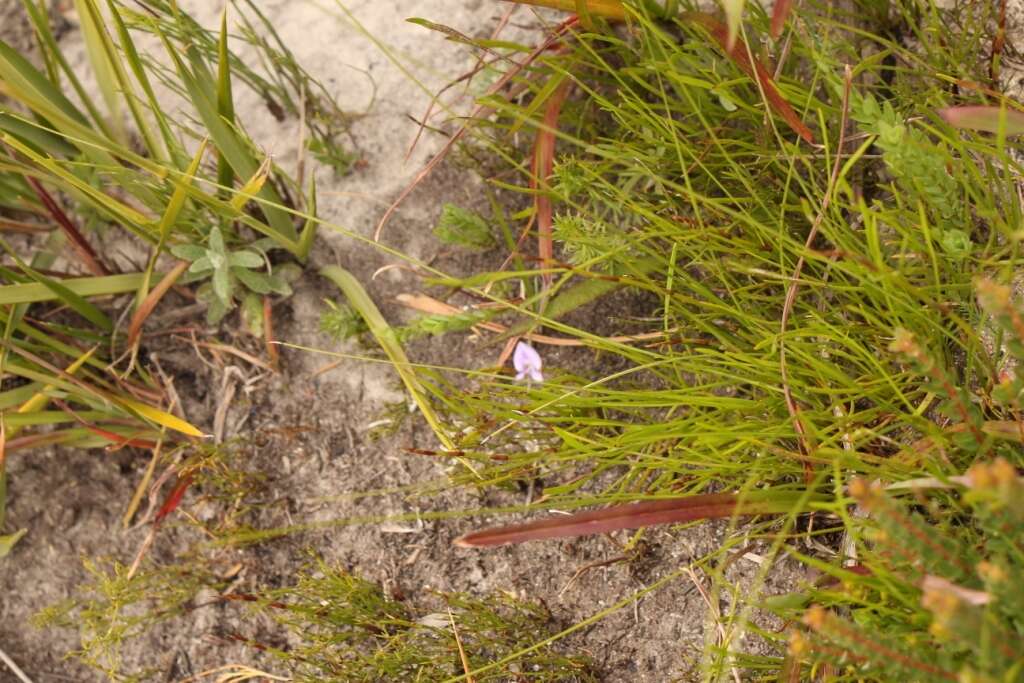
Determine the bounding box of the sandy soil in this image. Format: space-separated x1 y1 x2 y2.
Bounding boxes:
0 2 808 681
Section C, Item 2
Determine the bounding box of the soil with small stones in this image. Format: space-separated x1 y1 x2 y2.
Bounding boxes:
0 2 809 681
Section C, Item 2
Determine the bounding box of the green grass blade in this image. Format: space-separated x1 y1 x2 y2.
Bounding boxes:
72 0 125 141
77 0 162 155
296 176 317 261
105 0 181 164
153 24 298 245
321 265 453 449
0 238 112 332
0 111 79 157
215 7 236 192
17 0 110 134
0 272 146 305
0 38 89 128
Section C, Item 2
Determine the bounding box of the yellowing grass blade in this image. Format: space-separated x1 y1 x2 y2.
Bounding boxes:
505 0 627 19
15 346 96 421
117 396 204 437
0 527 26 558
230 156 271 212
138 139 207 309
157 139 207 245
723 0 745 49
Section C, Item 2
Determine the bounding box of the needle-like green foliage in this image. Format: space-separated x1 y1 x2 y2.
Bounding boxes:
377 0 1023 677
247 557 595 682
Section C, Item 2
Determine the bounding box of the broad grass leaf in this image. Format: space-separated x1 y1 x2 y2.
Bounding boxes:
321 265 453 449
0 274 146 305
456 491 815 547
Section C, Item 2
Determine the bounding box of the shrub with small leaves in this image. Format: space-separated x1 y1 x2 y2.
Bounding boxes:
779 277 1024 680
552 212 628 270
34 557 224 679
788 466 1024 682
850 92 972 259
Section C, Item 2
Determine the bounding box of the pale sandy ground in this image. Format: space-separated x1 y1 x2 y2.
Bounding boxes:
0 2 808 681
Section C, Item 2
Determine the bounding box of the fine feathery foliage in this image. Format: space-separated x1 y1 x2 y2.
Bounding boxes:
244 557 595 682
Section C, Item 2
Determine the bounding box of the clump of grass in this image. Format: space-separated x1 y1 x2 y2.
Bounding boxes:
355 0 1024 676
121 0 358 175
0 0 347 551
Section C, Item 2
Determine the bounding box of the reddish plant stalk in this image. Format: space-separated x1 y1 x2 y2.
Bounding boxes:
532 78 571 289
24 176 110 276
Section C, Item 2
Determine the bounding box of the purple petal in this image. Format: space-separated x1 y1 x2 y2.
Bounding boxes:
512 342 543 383
513 342 541 372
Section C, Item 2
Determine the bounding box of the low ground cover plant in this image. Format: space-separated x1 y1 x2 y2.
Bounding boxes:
4 0 1024 680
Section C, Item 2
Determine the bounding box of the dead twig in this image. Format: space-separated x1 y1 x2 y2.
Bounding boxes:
448 607 475 683
558 553 631 597
178 338 274 373
0 646 34 683
213 367 244 444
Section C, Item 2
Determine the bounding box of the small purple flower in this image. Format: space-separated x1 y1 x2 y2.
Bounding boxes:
513 341 543 383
